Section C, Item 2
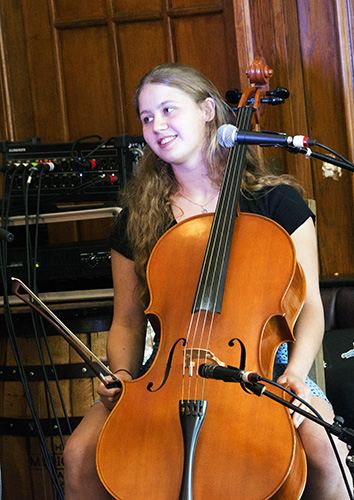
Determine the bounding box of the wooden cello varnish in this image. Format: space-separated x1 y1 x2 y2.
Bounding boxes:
96 58 307 499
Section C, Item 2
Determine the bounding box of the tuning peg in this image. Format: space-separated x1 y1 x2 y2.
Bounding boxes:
266 87 290 100
225 89 242 105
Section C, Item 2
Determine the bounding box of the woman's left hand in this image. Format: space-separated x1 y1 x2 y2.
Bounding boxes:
276 372 312 428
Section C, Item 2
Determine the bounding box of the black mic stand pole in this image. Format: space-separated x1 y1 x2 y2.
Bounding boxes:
246 381 354 446
285 144 354 173
281 141 354 485
245 381 354 495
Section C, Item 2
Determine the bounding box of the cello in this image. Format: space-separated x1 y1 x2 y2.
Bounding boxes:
96 58 307 499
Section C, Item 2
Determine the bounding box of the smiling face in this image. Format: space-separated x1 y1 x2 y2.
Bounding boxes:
138 83 215 172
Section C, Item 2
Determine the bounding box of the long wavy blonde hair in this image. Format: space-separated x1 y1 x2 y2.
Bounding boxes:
123 63 300 305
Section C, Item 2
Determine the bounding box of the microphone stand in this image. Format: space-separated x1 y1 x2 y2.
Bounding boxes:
246 380 354 445
280 140 354 489
244 380 354 497
284 144 354 173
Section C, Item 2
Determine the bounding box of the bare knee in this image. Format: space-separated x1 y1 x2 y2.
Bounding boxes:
64 427 97 475
64 403 110 491
300 398 345 474
299 397 351 499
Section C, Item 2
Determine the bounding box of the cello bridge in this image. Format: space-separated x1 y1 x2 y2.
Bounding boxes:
183 348 226 377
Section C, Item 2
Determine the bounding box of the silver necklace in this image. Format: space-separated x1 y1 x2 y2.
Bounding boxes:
179 192 218 213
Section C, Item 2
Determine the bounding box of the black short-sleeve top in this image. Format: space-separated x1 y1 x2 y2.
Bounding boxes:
109 184 314 260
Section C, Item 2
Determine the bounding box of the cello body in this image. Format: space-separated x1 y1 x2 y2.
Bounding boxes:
96 211 307 499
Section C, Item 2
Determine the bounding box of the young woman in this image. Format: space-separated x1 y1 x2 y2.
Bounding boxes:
63 63 351 499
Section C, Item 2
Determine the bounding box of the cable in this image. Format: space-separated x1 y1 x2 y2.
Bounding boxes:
70 134 112 167
2 301 65 499
314 142 354 169
0 259 64 498
35 167 74 434
0 165 65 499
26 167 75 486
32 167 74 441
24 167 65 498
258 376 354 500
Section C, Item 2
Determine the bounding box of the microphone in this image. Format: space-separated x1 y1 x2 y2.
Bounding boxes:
198 363 260 384
217 124 316 149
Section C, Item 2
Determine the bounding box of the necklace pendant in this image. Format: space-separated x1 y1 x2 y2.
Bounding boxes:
201 207 208 213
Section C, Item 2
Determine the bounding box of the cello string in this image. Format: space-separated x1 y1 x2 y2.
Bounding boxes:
196 146 241 394
190 109 249 399
183 146 237 400
182 310 206 401
182 284 211 400
181 113 245 401
183 104 254 402
181 158 239 400
205 107 253 315
194 107 254 400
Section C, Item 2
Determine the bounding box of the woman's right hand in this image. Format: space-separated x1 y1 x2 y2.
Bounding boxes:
97 373 132 411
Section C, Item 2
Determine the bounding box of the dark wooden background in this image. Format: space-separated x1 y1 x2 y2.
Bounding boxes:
0 0 353 277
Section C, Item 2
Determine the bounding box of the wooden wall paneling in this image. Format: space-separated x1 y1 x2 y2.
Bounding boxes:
47 0 131 142
53 0 107 21
112 0 162 15
113 0 241 133
0 22 9 205
47 214 115 249
173 12 232 90
170 0 241 102
20 0 66 143
77 215 116 241
232 0 254 90
115 19 168 134
170 0 221 8
296 0 354 277
336 0 354 255
46 219 80 245
111 2 175 133
171 7 240 100
234 0 314 196
279 0 315 196
336 0 354 161
0 16 13 140
346 0 354 69
57 25 120 140
0 0 35 142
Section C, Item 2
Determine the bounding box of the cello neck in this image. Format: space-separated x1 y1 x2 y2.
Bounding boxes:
191 105 254 315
